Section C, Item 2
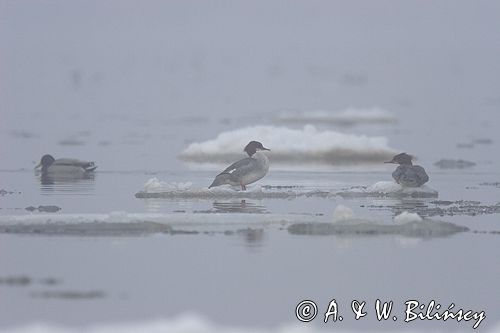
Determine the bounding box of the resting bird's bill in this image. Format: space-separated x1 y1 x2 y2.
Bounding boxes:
385 153 429 187
209 141 270 191
35 154 97 173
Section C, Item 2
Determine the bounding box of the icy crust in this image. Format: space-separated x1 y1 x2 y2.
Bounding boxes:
339 181 438 198
288 220 467 238
289 211 468 238
137 179 333 199
277 107 398 125
137 179 438 199
0 211 468 239
393 211 423 223
0 211 311 227
179 125 396 166
0 212 320 236
369 200 500 218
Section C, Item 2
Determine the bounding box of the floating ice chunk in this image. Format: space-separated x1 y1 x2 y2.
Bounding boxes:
394 211 423 224
367 181 402 193
179 125 396 168
277 107 398 125
0 212 324 237
288 219 467 239
137 179 334 199
331 205 373 225
287 203 466 239
144 177 166 192
139 179 439 200
337 181 438 198
332 205 354 222
365 181 438 198
144 178 193 193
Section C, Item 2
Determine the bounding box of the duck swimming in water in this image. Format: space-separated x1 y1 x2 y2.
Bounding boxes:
209 141 270 191
35 154 97 173
385 153 429 187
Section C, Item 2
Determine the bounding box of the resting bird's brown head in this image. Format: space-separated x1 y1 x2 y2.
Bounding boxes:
209 141 270 191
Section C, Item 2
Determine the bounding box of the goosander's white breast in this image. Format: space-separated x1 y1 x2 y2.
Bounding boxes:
238 152 269 186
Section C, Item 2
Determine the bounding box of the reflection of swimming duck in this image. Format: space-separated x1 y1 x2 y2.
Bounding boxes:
35 154 97 173
39 170 96 187
209 141 270 191
385 153 429 187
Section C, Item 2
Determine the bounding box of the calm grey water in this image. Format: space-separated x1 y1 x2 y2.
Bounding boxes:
1 1 500 332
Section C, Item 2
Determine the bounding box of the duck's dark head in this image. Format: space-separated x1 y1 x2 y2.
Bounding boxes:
385 152 413 165
35 154 56 171
244 141 270 156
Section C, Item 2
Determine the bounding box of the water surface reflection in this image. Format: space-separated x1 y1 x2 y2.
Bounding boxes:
37 171 96 196
212 200 267 214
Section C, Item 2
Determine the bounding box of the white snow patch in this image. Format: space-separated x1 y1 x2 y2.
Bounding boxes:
139 179 439 199
0 211 468 239
144 178 193 193
332 205 354 222
367 181 403 193
138 178 334 199
394 211 423 224
337 181 438 198
0 212 320 235
364 181 438 198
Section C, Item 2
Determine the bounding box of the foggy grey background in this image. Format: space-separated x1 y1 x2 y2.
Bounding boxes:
2 0 500 171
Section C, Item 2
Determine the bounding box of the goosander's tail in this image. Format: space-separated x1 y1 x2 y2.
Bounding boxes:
208 173 231 189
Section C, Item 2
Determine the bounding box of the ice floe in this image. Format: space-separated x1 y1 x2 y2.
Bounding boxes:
143 178 193 193
179 125 396 168
137 179 439 199
288 221 467 238
393 211 423 224
0 212 321 236
418 201 500 217
276 107 397 125
289 207 467 238
0 206 469 239
365 199 500 218
332 204 354 222
137 178 334 199
338 181 438 198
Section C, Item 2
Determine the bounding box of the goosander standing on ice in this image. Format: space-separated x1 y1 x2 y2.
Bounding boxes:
209 141 270 191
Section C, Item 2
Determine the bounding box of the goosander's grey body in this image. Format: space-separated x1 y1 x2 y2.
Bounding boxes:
35 154 97 173
385 153 429 187
209 141 270 190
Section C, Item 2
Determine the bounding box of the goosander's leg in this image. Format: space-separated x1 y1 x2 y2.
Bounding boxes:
241 184 246 191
